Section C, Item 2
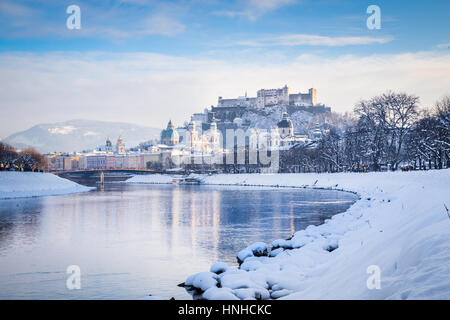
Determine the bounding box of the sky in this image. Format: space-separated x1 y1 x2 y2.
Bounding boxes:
0 0 449 138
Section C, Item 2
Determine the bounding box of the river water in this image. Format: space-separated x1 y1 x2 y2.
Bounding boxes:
0 183 357 299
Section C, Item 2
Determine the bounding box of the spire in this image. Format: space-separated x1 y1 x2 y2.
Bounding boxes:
188 116 196 131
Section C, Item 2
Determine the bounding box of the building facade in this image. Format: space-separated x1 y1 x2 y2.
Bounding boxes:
217 85 320 109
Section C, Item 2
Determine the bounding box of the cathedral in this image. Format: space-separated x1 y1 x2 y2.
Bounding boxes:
160 120 180 146
160 118 220 152
183 116 221 152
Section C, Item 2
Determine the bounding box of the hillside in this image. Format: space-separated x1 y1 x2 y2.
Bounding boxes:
240 106 352 134
3 120 161 153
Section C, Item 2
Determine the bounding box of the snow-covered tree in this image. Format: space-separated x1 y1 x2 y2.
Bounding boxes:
0 142 19 170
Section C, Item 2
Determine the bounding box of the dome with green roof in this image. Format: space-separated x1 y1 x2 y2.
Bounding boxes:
160 120 179 146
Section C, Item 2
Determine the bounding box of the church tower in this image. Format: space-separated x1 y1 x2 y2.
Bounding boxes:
160 120 179 146
105 138 113 152
209 115 220 150
277 112 294 139
187 116 198 149
116 137 126 154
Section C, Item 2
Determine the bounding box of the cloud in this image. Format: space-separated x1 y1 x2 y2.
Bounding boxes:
0 1 35 16
0 50 449 138
235 34 393 47
139 13 186 36
437 42 450 49
214 0 297 21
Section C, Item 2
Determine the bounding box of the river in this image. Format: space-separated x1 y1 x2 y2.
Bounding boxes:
0 183 357 299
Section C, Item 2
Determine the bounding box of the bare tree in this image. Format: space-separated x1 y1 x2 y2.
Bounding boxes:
0 142 18 170
13 148 46 171
354 92 419 170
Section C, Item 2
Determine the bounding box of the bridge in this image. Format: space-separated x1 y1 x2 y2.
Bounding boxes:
53 168 176 185
53 168 165 175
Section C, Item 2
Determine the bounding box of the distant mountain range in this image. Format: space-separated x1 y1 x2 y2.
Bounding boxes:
3 120 161 153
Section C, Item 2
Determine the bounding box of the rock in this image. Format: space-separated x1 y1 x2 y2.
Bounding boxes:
237 242 269 264
184 272 219 293
210 262 229 274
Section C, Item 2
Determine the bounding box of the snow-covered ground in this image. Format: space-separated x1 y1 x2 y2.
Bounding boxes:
0 171 93 199
127 174 176 184
131 170 450 299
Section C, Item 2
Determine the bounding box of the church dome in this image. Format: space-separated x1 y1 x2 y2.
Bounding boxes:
277 112 293 129
160 120 179 145
161 127 179 140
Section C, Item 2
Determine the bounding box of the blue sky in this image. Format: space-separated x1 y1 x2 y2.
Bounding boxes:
0 0 449 56
0 0 449 138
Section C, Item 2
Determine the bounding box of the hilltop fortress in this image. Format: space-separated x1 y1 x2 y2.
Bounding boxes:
209 85 330 125
218 85 318 109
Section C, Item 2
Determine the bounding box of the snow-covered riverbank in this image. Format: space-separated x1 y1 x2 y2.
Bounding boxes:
131 170 450 299
127 174 175 184
0 172 93 199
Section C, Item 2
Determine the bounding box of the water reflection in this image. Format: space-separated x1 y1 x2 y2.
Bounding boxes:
0 184 357 299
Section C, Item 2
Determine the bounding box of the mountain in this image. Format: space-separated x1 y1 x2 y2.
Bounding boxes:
3 120 161 153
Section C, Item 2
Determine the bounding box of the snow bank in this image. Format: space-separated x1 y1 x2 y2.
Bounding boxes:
139 295 170 300
126 174 175 184
210 262 229 274
0 172 93 199
183 170 450 299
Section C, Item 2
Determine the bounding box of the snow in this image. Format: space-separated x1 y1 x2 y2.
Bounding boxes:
129 170 450 299
270 289 293 299
0 172 93 199
184 272 218 292
248 242 269 256
176 169 450 300
210 262 229 274
126 174 174 184
203 287 239 300
233 287 271 300
237 248 253 263
139 295 169 300
237 242 269 264
241 106 315 133
269 248 284 257
48 125 76 135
